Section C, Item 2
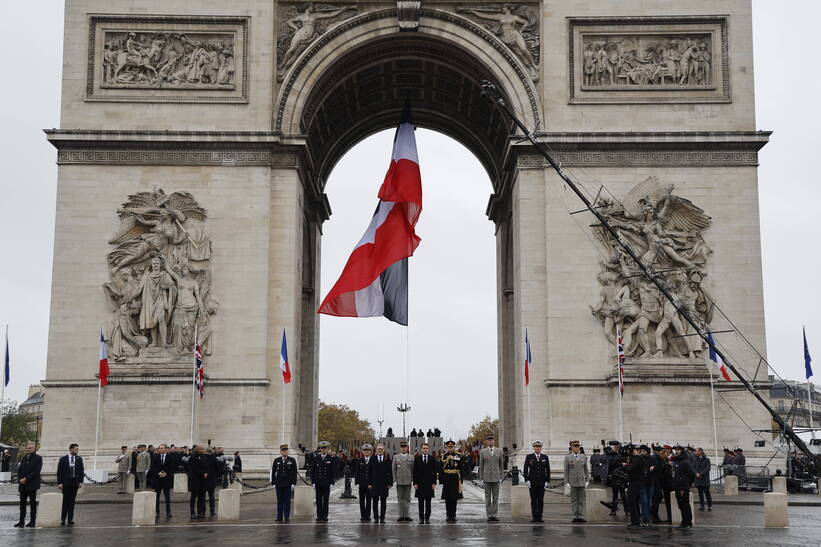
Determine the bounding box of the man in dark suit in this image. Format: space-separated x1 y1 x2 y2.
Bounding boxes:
16 442 42 528
271 444 298 522
57 443 85 526
186 445 207 519
367 443 393 523
523 440 551 523
203 448 220 516
150 443 175 519
412 442 437 524
310 441 337 522
353 444 373 522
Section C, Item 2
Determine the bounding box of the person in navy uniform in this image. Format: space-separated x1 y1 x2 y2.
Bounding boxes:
310 441 337 522
353 444 374 521
439 440 463 522
271 444 298 523
412 442 437 524
56 443 85 526
15 442 43 528
149 443 175 519
523 440 551 523
367 443 393 523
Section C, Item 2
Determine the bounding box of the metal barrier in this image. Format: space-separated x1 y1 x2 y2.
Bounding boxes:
719 464 772 491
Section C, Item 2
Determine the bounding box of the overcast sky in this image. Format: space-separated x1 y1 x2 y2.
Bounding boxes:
0 2 819 442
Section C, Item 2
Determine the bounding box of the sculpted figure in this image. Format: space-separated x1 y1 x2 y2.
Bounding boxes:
459 6 539 81
138 255 176 347
280 3 355 70
167 262 205 354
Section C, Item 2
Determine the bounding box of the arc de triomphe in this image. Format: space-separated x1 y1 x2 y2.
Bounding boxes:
41 0 771 469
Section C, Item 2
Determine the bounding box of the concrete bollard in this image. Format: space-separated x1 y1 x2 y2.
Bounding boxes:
585 488 611 523
218 488 241 521
228 479 243 491
37 493 63 528
670 491 696 526
126 473 136 494
511 485 531 519
173 473 188 494
817 478 821 496
0 471 11 482
724 475 738 496
564 483 571 497
763 492 789 527
771 476 787 494
292 485 313 517
132 491 156 526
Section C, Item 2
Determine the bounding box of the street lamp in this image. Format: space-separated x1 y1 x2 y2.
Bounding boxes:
396 403 411 438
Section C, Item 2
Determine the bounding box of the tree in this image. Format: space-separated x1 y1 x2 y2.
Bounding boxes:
0 400 36 448
468 414 499 445
317 401 375 450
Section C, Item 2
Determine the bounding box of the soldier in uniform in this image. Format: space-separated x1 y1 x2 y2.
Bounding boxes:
367 443 393 523
564 440 588 523
439 439 463 523
271 444 297 523
310 441 337 522
353 444 373 521
478 434 504 522
393 440 414 522
523 440 551 522
412 442 437 524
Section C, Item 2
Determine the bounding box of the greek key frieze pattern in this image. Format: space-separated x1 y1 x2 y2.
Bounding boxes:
517 150 758 168
57 149 275 166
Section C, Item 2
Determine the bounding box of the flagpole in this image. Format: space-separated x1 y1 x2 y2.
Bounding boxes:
525 325 531 447
282 328 286 446
190 326 198 447
616 327 623 442
707 360 720 461
93 378 102 470
1 324 7 443
808 379 815 439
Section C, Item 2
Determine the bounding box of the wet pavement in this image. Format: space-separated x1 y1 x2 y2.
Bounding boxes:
1 482 820 546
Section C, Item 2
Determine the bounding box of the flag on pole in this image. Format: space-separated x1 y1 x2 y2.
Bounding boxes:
707 329 732 382
524 328 531 386
3 327 9 388
318 101 422 326
195 336 205 398
805 326 814 380
98 329 109 386
616 325 625 396
280 329 292 384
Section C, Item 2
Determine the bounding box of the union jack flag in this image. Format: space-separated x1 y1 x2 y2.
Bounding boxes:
195 337 204 398
616 325 625 397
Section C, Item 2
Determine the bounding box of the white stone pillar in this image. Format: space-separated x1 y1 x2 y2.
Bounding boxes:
37 493 63 528
724 475 738 496
817 478 821 495
670 491 696 525
132 491 155 526
218 488 241 521
173 473 188 493
0 471 12 482
511 485 531 519
125 473 135 494
585 488 611 522
763 492 789 527
771 476 787 494
292 485 313 517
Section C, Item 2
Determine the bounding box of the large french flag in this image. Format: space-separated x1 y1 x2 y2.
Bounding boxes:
318 102 422 326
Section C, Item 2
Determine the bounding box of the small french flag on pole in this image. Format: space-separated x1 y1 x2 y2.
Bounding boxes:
99 329 110 386
280 329 292 384
524 328 531 386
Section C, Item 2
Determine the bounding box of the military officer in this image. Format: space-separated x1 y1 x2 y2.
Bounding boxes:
353 444 373 521
523 440 551 522
412 442 437 524
310 441 337 522
392 440 414 522
439 440 463 523
271 444 298 523
564 440 589 523
478 434 504 522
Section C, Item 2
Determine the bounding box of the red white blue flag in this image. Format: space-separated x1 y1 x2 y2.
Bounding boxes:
707 329 732 382
318 101 422 326
616 325 625 396
195 336 205 397
280 329 292 384
98 329 110 386
524 328 531 386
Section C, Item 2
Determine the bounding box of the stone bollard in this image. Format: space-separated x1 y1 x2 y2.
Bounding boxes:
0 471 11 482
511 485 531 519
724 475 738 496
126 473 136 494
763 492 789 527
585 488 611 523
564 483 571 497
132 491 156 526
37 493 63 528
292 485 313 517
218 488 241 521
228 479 243 491
173 473 188 494
771 476 787 494
817 478 821 496
670 491 696 526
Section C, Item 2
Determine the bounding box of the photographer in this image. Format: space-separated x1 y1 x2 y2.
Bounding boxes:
622 444 644 529
603 442 627 517
672 445 696 529
650 445 673 524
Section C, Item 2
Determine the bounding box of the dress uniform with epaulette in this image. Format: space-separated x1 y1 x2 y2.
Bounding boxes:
310 441 337 522
523 440 551 522
353 444 373 521
271 444 298 523
439 440 463 522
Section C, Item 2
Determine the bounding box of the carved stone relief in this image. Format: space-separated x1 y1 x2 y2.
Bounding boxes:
589 177 714 360
456 4 540 81
277 3 359 80
397 0 422 31
103 188 218 362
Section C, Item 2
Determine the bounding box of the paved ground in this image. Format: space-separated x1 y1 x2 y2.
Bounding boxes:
1 482 820 546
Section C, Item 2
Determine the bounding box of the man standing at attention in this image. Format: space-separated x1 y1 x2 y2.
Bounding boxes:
412 442 437 524
56 443 85 526
523 440 550 523
310 441 337 522
564 440 588 523
478 434 504 522
367 443 393 523
392 440 414 522
271 444 297 523
15 442 42 528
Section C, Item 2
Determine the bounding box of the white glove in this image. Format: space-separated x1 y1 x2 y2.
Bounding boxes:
525 481 531 487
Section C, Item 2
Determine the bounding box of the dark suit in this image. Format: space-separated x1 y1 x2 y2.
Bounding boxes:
523 452 550 520
203 453 220 515
150 453 175 516
353 457 371 520
367 454 393 521
271 456 298 520
310 453 337 520
57 454 84 523
17 452 43 524
186 453 206 517
412 453 437 521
